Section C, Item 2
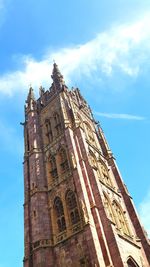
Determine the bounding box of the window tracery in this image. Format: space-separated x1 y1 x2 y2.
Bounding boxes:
49 155 58 181
89 151 101 178
101 163 112 187
66 191 80 225
103 194 115 223
45 119 53 143
54 197 66 233
59 148 69 173
54 112 62 136
113 201 130 235
84 122 95 145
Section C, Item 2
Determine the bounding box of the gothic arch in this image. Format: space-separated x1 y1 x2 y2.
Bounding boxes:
112 200 130 235
54 197 66 233
66 190 80 225
103 192 115 223
58 146 69 174
45 118 53 143
84 121 95 144
99 159 112 187
48 154 58 180
127 256 140 267
53 111 62 136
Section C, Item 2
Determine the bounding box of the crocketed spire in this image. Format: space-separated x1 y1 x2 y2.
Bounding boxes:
51 63 65 89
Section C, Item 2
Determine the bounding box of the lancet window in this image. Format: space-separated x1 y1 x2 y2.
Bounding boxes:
49 155 58 181
84 122 95 145
45 119 53 143
54 112 62 136
54 197 66 233
103 194 115 223
112 201 130 235
89 151 101 178
66 190 80 225
101 164 112 187
59 148 69 173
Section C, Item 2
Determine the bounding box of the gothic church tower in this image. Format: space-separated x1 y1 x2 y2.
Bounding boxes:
23 63 150 267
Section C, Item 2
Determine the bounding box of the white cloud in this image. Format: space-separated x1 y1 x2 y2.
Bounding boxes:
139 190 150 237
94 112 145 120
0 58 51 96
1 12 150 95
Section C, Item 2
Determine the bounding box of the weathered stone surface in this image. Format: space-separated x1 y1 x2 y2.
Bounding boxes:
23 64 150 267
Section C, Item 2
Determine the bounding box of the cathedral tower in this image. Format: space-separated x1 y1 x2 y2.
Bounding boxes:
23 64 150 267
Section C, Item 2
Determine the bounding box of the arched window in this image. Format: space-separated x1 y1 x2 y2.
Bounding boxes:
49 155 58 181
90 151 97 170
84 122 95 145
59 148 69 173
103 194 115 223
101 163 112 187
54 197 66 233
66 191 80 225
45 119 53 143
54 112 62 136
89 151 101 178
113 201 130 235
127 258 140 267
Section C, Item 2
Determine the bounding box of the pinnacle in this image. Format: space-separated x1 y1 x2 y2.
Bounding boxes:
51 62 65 85
27 86 35 102
53 62 62 75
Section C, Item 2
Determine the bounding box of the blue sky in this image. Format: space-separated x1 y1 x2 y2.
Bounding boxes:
0 0 150 266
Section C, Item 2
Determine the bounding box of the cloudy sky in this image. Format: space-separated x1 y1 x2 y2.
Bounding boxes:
0 0 150 266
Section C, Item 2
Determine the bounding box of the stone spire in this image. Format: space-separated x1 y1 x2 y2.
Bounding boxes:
51 63 65 90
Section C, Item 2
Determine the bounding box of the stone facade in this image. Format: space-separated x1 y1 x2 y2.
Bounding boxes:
23 63 150 267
